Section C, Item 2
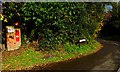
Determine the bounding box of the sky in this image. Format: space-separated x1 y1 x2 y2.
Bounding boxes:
104 4 113 13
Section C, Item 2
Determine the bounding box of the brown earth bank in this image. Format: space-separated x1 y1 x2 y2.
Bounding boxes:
20 39 120 71
34 39 119 71
2 40 103 70
3 39 114 70
23 42 103 70
2 42 38 60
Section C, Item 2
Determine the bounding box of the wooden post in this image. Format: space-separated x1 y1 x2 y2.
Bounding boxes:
6 26 21 51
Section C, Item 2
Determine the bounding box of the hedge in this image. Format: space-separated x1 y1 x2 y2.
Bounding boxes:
2 2 105 50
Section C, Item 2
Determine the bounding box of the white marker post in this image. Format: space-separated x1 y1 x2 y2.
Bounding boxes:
79 39 86 43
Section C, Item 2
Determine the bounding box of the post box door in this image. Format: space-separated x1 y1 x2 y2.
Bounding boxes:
15 29 20 42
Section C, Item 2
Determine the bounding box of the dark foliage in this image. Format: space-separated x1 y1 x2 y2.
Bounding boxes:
2 2 105 50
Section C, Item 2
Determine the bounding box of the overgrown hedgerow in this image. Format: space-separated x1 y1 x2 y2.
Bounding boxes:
2 2 105 50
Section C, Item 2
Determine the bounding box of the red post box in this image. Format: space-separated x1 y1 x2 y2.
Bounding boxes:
15 29 20 42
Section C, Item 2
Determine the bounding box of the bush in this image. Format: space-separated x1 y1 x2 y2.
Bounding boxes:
2 2 105 50
64 42 80 54
64 39 99 54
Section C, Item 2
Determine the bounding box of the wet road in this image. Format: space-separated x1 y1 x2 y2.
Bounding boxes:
36 39 120 71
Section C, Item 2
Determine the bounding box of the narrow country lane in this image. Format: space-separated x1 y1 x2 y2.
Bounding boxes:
36 39 120 71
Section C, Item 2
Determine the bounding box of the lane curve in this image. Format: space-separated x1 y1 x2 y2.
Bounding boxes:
37 39 120 71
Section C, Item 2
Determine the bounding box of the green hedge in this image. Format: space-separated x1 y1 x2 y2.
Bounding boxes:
2 2 104 50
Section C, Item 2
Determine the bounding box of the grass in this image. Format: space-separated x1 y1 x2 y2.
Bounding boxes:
2 49 42 69
2 40 101 70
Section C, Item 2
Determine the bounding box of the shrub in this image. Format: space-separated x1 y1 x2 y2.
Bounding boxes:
2 2 105 50
64 42 80 54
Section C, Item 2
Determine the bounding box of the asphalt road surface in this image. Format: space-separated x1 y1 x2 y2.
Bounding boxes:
35 39 120 71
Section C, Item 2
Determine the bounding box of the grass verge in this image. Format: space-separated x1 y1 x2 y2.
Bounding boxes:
2 40 102 70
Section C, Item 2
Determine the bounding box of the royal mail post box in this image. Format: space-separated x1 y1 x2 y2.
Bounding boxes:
15 29 20 42
6 26 21 51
